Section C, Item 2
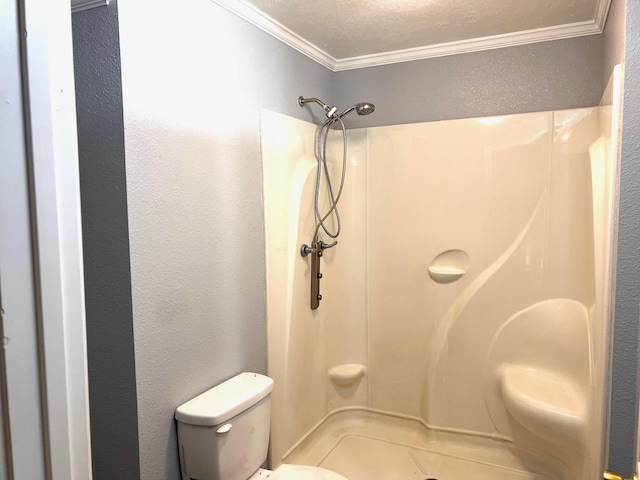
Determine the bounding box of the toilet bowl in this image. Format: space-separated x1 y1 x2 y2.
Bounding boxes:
251 465 347 480
175 372 348 480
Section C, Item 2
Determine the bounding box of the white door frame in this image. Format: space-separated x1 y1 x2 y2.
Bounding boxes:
0 0 92 478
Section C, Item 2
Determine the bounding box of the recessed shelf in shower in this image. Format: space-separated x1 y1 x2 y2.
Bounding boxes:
328 364 367 387
428 249 470 284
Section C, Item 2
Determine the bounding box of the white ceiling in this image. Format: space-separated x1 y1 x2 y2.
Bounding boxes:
213 0 611 71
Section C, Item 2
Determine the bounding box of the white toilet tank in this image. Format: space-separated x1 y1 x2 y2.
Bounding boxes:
175 372 274 480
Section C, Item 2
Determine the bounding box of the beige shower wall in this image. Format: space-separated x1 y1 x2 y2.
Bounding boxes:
368 112 552 418
589 65 624 475
261 110 368 466
365 110 601 479
262 103 617 478
365 110 598 420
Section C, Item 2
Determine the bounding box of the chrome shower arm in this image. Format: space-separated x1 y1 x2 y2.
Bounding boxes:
298 96 338 118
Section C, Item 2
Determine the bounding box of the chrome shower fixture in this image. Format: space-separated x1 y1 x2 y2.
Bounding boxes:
298 94 375 310
298 96 376 119
337 102 376 118
298 96 338 118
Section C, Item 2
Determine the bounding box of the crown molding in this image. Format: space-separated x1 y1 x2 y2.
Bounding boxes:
71 0 109 13
212 0 611 72
334 19 604 71
594 0 613 31
210 0 336 70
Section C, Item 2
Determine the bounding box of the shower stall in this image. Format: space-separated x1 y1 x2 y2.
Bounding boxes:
260 67 623 480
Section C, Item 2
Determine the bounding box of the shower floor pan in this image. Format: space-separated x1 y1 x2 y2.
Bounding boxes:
282 409 560 480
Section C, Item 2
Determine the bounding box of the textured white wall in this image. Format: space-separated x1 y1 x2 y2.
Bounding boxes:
116 0 333 478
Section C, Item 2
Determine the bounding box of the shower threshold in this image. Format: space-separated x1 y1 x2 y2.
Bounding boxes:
282 409 562 480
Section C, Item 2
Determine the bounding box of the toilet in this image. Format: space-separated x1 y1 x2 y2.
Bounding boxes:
175 372 347 480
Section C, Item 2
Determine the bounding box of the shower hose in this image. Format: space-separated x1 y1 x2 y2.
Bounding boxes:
313 114 348 244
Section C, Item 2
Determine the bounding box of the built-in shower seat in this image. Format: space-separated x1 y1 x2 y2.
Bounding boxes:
500 364 586 446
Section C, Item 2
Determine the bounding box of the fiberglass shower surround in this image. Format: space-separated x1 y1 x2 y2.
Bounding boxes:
297 96 375 310
261 78 621 479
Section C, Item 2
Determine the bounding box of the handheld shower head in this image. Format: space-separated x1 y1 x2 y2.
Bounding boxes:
337 102 376 118
355 103 375 115
298 96 375 119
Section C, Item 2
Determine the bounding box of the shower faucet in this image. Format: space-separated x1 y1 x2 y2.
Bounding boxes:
300 240 338 309
302 239 323 309
300 240 337 257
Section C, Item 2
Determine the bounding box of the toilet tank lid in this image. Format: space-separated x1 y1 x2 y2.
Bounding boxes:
175 372 274 426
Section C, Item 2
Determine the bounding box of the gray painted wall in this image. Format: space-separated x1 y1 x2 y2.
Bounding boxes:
609 1 640 475
335 35 604 128
114 0 333 478
71 3 140 479
603 0 626 87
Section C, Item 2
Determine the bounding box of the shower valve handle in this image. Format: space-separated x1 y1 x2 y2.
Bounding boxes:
300 244 313 257
300 240 337 257
319 240 337 250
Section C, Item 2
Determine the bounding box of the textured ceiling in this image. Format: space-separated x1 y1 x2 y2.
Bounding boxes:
244 0 601 59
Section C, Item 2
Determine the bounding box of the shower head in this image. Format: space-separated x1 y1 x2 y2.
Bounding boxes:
337 102 376 118
299 96 375 119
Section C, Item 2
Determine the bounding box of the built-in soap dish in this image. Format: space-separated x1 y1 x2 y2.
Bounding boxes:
428 249 470 284
328 364 366 387
428 266 466 283
500 364 586 446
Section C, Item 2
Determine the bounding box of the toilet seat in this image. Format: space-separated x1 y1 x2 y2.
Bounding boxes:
251 464 348 480
272 465 348 480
